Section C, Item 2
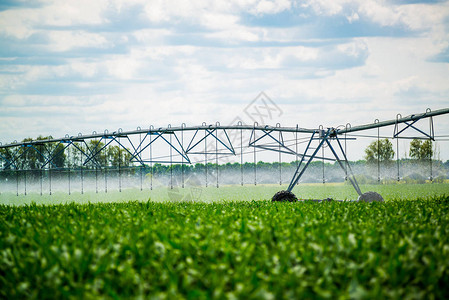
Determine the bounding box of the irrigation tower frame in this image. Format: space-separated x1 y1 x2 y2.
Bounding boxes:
1 108 448 198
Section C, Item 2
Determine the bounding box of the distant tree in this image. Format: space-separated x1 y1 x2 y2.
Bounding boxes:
409 139 420 159
87 140 108 166
364 139 395 164
0 147 13 169
51 143 66 168
19 137 40 169
421 140 433 160
107 145 132 167
409 139 433 161
66 140 101 168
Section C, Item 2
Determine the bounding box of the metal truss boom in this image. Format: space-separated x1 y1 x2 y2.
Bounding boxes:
1 107 448 150
1 107 448 198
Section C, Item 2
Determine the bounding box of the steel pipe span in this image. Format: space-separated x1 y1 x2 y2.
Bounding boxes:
0 125 315 149
337 107 449 134
1 107 448 149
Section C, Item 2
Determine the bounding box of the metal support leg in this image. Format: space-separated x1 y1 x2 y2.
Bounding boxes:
205 131 208 187
68 166 71 195
16 169 18 196
150 134 153 190
279 131 282 185
140 165 143 191
396 137 400 182
170 133 173 190
40 168 43 196
253 130 257 185
49 168 52 195
240 126 243 186
216 130 219 188
295 126 298 185
81 167 83 194
24 169 27 196
181 124 185 189
324 137 362 196
287 130 329 192
95 166 98 193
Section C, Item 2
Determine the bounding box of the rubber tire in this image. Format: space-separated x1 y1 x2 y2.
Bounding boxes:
272 190 298 202
357 191 384 202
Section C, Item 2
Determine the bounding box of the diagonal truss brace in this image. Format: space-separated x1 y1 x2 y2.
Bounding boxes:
81 137 115 167
34 140 76 170
325 135 362 196
393 111 435 140
249 128 295 155
0 150 13 170
249 127 337 162
186 127 235 155
287 129 362 196
2 146 27 170
130 131 190 164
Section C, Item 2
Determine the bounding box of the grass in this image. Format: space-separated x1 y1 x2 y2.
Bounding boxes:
1 197 449 299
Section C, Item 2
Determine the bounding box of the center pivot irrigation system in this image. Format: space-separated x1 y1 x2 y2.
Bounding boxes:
1 108 448 201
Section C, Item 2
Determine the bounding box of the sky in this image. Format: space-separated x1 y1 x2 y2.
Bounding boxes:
1 0 449 160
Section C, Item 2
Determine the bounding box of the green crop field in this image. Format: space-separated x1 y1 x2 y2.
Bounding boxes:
1 184 449 299
1 182 449 205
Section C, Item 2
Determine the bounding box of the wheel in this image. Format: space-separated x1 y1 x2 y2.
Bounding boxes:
272 190 298 202
357 191 384 202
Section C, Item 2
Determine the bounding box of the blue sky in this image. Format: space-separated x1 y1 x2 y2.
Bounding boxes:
1 0 449 160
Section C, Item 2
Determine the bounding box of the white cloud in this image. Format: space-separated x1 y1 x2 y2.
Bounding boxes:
397 3 448 31
337 39 368 59
47 31 110 52
41 0 108 27
206 26 260 42
346 11 359 23
104 56 141 80
0 1 108 39
250 0 291 15
0 8 39 39
139 0 292 23
358 1 401 27
132 28 172 44
303 0 449 34
70 61 102 78
302 0 345 16
142 0 171 23
199 13 240 30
